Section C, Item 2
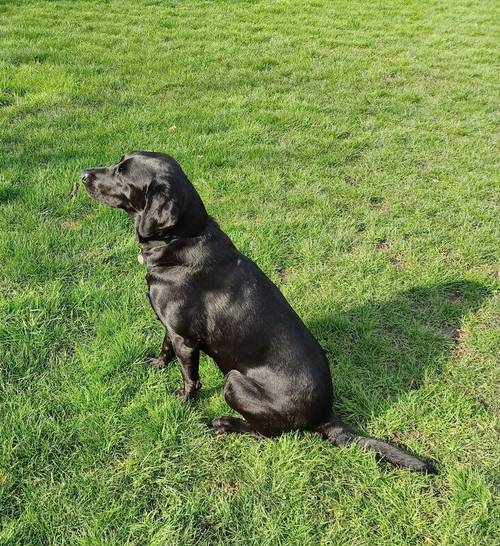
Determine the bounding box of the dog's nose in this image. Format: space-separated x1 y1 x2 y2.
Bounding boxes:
81 169 94 183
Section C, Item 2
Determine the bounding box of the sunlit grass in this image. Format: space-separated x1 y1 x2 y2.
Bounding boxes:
0 1 498 544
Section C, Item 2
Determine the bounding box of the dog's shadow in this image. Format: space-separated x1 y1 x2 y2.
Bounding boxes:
307 280 489 428
198 280 489 428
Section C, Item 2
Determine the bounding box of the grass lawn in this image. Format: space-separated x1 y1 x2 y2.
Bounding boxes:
1 0 499 544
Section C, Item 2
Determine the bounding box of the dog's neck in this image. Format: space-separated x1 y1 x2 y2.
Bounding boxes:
138 237 179 268
136 217 215 269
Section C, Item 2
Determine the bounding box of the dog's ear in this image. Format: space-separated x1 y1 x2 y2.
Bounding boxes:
137 176 183 239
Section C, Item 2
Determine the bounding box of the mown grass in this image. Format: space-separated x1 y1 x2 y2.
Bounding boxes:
0 0 499 544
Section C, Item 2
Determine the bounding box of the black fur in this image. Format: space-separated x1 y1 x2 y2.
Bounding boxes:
81 151 436 473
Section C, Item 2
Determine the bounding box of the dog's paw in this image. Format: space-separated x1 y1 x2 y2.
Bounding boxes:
146 356 168 369
175 381 201 402
146 353 175 369
211 417 233 434
210 416 264 438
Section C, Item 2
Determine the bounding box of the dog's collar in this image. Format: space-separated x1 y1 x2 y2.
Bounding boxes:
137 217 213 268
138 238 176 267
138 234 203 269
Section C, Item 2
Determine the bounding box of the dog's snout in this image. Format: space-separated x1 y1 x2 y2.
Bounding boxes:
81 169 95 183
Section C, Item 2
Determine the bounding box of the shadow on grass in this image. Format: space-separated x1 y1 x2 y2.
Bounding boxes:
0 183 22 204
309 280 490 427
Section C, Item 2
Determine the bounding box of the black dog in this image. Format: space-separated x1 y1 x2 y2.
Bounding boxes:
81 151 435 472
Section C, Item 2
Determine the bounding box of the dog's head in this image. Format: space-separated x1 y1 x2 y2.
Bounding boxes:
81 151 207 240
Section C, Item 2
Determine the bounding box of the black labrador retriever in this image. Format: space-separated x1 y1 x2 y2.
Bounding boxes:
80 151 435 472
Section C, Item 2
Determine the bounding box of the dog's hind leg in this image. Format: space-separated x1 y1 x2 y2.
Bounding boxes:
212 370 289 438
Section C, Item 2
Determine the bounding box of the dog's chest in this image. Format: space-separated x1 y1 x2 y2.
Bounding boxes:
146 271 200 336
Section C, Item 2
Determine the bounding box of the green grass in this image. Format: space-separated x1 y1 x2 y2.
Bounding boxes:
1 0 499 544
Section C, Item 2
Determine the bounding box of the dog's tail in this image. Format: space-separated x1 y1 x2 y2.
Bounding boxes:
316 417 436 473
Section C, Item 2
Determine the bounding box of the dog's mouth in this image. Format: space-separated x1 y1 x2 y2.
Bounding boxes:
69 177 99 202
81 173 101 200
80 170 100 197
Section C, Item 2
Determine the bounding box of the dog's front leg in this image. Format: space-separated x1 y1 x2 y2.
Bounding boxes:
147 331 175 369
172 338 201 401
